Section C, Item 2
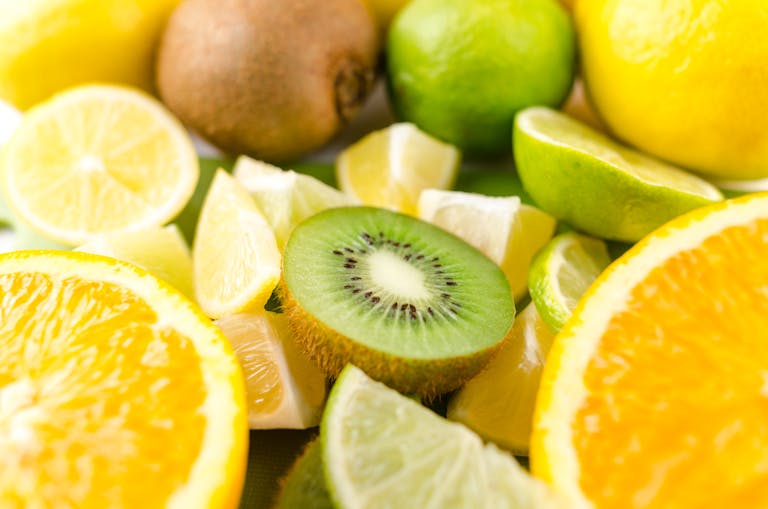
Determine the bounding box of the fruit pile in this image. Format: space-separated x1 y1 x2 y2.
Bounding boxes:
2 0 768 508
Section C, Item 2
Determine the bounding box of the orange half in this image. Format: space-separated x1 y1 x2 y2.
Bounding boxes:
532 192 768 508
0 250 247 508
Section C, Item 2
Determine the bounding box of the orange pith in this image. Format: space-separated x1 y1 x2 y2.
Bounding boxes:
573 219 768 507
0 252 245 508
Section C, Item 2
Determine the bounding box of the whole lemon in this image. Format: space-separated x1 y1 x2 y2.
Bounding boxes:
0 0 181 110
387 0 576 156
576 0 768 180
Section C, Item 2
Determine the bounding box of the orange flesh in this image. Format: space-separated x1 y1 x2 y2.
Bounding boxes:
575 220 768 508
0 273 206 508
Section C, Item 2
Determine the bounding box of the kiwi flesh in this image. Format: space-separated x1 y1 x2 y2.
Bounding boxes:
281 206 516 397
275 438 333 509
156 0 379 163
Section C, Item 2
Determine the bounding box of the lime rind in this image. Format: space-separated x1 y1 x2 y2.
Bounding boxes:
529 231 612 333
514 107 724 242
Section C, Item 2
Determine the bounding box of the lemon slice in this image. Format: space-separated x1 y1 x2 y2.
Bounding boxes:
447 302 555 454
193 169 281 318
0 250 246 507
215 312 327 429
418 189 556 300
528 231 612 333
76 224 194 300
322 364 564 508
0 84 198 246
233 157 355 248
514 106 723 242
336 123 460 214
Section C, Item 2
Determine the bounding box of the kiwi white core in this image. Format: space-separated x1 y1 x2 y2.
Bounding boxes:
367 250 430 301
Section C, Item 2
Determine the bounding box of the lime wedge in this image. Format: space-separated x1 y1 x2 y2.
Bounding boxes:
528 231 612 333
514 107 723 242
321 364 563 509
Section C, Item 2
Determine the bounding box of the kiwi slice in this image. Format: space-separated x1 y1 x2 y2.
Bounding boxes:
281 206 515 396
275 439 333 509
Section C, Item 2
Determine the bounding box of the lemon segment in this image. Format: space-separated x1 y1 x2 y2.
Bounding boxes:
76 224 194 300
215 312 327 429
418 189 556 301
0 84 199 246
233 157 355 248
193 170 281 318
447 302 555 454
336 123 460 215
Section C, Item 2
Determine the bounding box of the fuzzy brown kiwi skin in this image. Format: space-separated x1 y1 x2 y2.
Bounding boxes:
156 0 378 163
278 280 508 399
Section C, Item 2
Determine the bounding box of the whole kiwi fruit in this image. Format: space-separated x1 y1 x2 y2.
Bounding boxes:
156 0 379 162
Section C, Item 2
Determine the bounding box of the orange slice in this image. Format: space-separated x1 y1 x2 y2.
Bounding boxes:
0 250 247 508
531 192 768 508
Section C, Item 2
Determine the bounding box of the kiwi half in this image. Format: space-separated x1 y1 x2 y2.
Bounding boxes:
281 206 515 396
275 438 333 509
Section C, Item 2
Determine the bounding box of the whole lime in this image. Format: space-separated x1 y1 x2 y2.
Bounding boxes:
386 0 576 156
576 0 768 180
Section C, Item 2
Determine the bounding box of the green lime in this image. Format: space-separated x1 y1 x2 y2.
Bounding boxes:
528 231 611 333
514 107 724 242
276 439 333 509
321 364 562 508
386 0 575 156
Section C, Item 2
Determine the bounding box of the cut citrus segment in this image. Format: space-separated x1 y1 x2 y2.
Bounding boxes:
531 193 768 508
193 169 281 318
418 189 556 301
233 156 355 248
447 302 555 454
76 224 194 300
0 250 246 508
0 84 198 246
514 106 723 242
322 364 564 509
215 312 327 429
336 123 460 214
528 231 611 333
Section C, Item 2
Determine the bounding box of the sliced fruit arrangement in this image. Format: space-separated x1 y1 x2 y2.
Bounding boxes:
215 312 327 430
447 302 556 455
532 192 768 507
529 231 612 333
336 122 460 215
418 188 556 301
321 365 563 508
233 156 355 248
514 106 724 242
280 206 515 396
192 169 281 318
276 439 333 509
75 224 194 300
0 250 246 507
0 84 198 246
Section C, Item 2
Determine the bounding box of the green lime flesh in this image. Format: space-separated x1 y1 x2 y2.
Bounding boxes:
529 232 612 333
514 107 724 242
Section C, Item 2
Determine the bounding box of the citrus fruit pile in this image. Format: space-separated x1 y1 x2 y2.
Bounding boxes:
2 0 768 507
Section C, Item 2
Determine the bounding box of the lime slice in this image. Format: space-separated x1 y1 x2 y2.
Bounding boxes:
75 224 194 300
233 157 355 248
417 189 556 301
193 170 281 318
336 123 460 214
513 107 723 242
447 302 555 454
528 231 612 333
321 364 563 508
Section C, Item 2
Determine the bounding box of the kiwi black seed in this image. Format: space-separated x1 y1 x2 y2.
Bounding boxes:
280 206 516 397
275 438 333 509
156 0 379 163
